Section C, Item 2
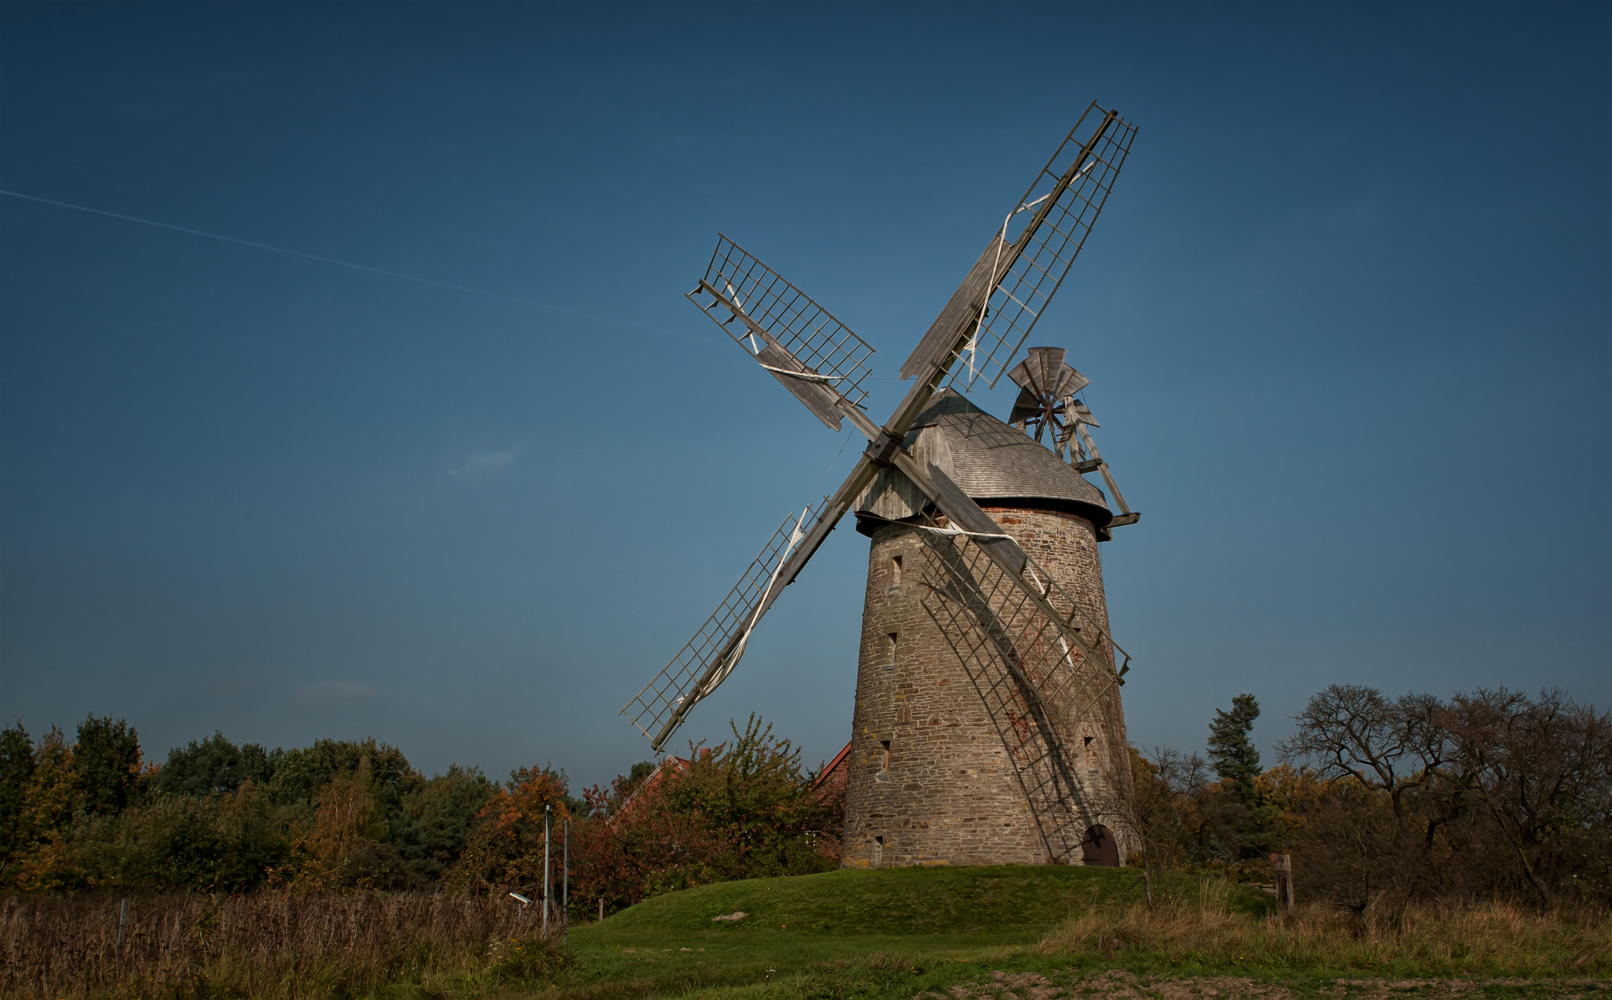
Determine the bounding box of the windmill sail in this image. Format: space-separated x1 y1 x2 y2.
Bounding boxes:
688 236 877 427
900 102 1137 391
621 503 823 751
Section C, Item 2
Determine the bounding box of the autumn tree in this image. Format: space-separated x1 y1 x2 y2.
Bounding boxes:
446 765 574 895
1278 684 1451 818
570 759 724 915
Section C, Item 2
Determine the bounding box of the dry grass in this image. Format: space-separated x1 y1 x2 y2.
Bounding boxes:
1037 879 1611 977
0 892 570 998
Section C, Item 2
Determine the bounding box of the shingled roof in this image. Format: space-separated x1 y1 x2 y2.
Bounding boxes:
855 390 1112 536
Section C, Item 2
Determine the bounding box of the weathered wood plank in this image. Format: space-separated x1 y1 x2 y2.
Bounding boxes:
897 233 1014 382
919 461 1029 577
755 341 843 431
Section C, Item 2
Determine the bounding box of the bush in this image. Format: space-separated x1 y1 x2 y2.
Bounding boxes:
486 933 574 983
568 714 842 917
1037 892 1611 977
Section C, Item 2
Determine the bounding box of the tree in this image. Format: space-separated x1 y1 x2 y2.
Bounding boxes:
9 727 82 891
157 732 276 798
1276 684 1448 819
571 760 725 915
446 765 574 895
1444 688 1612 906
68 781 286 892
624 761 656 790
1272 685 1612 910
272 755 421 892
569 716 841 916
392 764 496 881
264 737 417 815
661 715 839 877
1120 746 1206 904
1207 694 1262 801
0 724 35 870
73 716 142 816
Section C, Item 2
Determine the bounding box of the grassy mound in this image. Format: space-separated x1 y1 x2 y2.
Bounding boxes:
560 869 1601 999
594 864 1270 941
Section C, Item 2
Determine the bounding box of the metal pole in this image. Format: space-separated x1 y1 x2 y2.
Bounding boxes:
117 897 128 970
562 817 570 947
543 805 552 940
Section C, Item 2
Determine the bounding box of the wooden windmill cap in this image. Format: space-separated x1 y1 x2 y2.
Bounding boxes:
856 390 1112 535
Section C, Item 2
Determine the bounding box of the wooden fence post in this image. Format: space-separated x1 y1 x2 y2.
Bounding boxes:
1270 853 1294 912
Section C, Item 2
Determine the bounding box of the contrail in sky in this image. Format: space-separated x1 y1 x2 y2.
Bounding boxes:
0 187 665 332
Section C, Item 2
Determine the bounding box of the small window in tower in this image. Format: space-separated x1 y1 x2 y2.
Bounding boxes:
881 739 892 772
884 632 898 669
890 555 903 588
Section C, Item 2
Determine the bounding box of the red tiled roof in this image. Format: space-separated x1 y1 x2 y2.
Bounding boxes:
812 739 852 798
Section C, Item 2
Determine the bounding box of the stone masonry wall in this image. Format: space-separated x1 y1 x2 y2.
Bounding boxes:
840 507 1133 868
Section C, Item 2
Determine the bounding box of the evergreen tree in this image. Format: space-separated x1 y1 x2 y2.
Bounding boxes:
1207 693 1262 800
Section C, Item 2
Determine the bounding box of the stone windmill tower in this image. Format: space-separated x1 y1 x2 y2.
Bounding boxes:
622 104 1142 866
843 348 1138 868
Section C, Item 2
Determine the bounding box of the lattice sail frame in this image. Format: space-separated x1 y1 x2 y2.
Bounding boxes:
950 104 1138 392
912 522 1131 861
620 502 824 747
689 236 877 411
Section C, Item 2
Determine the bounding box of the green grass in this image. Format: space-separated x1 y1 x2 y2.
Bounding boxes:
594 864 1263 940
572 864 1269 985
551 867 1257 1000
560 866 1171 1000
557 864 1199 993
534 867 1603 1000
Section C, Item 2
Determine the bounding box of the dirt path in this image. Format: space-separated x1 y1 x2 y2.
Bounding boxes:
924 969 1611 1000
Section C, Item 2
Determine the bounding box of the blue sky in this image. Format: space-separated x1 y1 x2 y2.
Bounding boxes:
2 2 1607 790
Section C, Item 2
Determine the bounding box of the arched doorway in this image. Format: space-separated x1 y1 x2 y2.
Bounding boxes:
1081 824 1120 866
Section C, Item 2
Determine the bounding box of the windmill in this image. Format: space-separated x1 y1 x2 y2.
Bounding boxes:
622 102 1141 865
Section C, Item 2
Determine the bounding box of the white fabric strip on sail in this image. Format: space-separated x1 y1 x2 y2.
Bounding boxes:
692 507 810 702
757 363 846 383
